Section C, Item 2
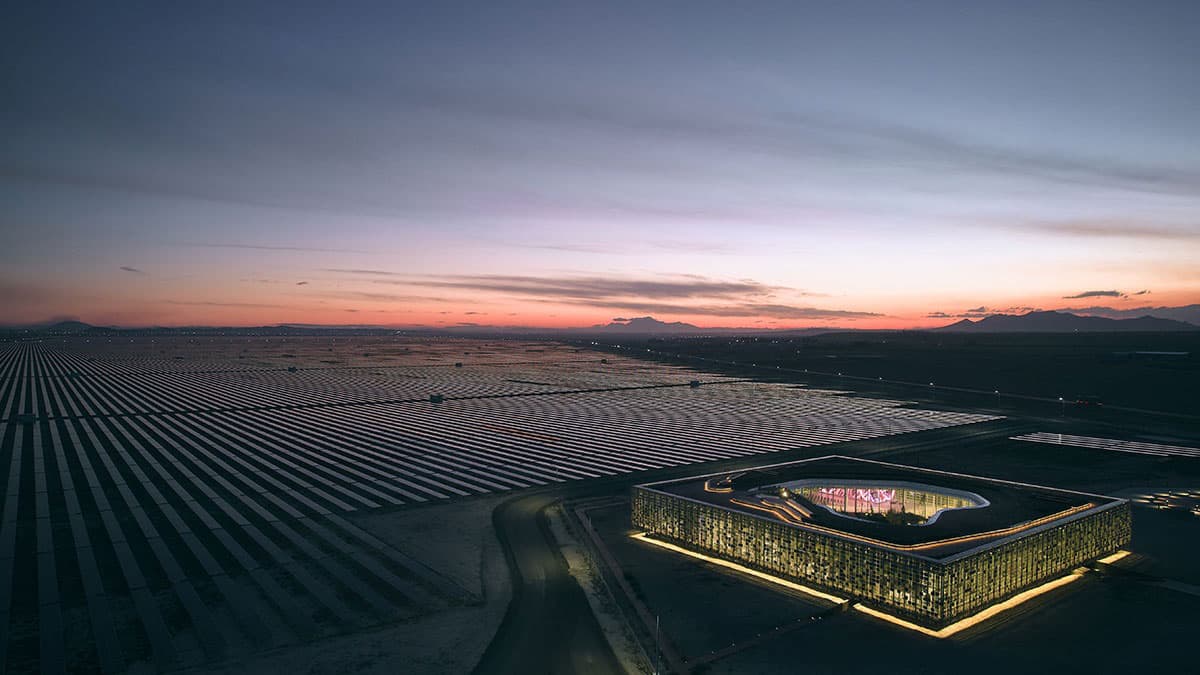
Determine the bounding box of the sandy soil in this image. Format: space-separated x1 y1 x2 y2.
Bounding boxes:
186 496 511 675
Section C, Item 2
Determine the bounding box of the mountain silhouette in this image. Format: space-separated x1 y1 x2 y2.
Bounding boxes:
41 320 95 334
591 316 703 334
936 310 1197 333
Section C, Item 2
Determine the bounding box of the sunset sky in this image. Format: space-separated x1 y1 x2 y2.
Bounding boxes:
3 1 1199 329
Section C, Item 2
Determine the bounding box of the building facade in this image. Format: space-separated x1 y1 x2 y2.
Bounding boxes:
632 469 1131 628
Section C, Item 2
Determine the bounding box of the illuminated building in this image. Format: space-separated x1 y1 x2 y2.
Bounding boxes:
631 456 1130 629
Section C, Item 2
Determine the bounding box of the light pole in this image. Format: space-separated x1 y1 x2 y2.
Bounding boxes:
1059 396 1065 417
653 614 661 675
995 390 1000 408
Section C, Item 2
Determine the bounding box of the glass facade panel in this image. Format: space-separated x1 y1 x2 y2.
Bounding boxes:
632 486 1131 628
786 483 983 525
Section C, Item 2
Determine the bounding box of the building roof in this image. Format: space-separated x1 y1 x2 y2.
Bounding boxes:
638 456 1124 559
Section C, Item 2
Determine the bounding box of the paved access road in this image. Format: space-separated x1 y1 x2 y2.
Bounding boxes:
472 493 623 675
473 420 1030 674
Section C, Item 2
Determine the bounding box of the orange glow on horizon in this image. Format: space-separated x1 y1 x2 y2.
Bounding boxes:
6 276 1198 331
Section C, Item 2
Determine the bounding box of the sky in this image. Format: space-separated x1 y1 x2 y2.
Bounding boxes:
2 1 1199 329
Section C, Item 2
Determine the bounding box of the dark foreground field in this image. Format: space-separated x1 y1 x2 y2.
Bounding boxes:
0 333 1196 674
0 335 996 673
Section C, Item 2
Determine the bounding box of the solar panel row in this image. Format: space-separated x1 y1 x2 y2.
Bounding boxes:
1011 432 1200 459
0 340 999 673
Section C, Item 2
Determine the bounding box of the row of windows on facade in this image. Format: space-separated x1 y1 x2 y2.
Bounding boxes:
633 490 1130 622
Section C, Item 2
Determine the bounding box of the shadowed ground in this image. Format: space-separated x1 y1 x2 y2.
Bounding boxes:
473 493 622 675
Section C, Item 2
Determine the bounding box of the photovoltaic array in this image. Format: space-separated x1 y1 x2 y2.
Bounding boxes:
0 338 999 672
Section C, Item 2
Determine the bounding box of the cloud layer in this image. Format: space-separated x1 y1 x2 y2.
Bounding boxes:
1063 290 1125 299
317 270 873 321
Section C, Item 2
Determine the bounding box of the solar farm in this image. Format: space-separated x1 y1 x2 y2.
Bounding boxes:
1011 432 1200 459
0 337 1001 673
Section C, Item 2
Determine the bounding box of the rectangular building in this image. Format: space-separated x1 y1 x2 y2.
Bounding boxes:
631 456 1130 628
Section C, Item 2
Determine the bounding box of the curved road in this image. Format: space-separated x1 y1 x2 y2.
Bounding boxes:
473 493 623 675
473 421 1028 674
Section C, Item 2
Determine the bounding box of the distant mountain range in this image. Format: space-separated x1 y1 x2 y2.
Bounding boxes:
6 310 1197 337
936 310 1198 333
590 316 704 334
1058 304 1200 326
3 316 829 337
36 320 96 334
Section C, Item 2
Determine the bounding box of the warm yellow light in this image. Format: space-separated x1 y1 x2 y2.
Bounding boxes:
726 498 1097 554
632 532 1119 640
729 497 806 525
1097 550 1130 565
853 571 1083 638
630 533 847 604
703 479 733 493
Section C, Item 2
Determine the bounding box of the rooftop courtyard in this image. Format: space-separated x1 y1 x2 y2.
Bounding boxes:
633 456 1132 628
656 456 1117 558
